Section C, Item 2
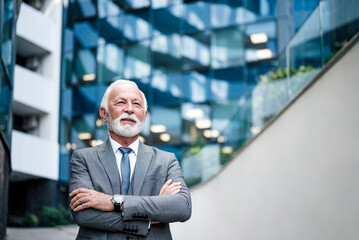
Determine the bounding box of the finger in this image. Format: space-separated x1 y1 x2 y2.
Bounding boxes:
69 188 89 197
73 202 90 212
70 192 86 208
72 195 91 210
159 179 172 195
165 185 182 195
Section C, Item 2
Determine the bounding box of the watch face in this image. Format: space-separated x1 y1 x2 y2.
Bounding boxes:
112 194 124 204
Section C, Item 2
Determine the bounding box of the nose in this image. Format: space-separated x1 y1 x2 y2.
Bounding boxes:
124 102 134 114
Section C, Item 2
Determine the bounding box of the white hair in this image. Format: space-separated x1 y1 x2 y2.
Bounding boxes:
100 79 148 114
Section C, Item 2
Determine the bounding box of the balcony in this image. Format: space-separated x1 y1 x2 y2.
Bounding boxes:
11 130 59 180
13 65 54 115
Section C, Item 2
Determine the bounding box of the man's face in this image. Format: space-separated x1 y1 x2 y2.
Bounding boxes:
105 84 148 137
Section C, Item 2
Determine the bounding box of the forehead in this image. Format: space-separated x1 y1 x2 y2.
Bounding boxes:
108 84 143 102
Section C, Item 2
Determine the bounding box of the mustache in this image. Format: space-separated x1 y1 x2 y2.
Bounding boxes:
117 113 140 123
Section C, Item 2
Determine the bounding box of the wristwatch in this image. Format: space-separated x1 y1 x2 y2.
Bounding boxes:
112 194 125 212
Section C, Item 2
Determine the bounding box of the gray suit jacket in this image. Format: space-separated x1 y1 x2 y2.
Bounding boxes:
69 139 191 240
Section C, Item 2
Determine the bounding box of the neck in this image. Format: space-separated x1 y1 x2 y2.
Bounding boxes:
109 131 138 147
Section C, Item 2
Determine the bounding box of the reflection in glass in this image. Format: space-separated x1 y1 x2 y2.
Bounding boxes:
153 5 183 35
181 103 210 144
97 42 124 83
211 67 245 101
2 0 15 77
71 114 96 149
69 0 96 23
62 51 76 87
0 77 11 142
151 106 181 145
124 10 152 42
98 0 123 18
98 15 124 44
182 32 210 71
245 21 276 62
74 21 98 48
74 48 97 84
211 0 254 28
152 34 181 73
73 85 98 114
184 1 210 32
183 71 210 103
211 27 245 68
125 41 151 79
152 72 182 104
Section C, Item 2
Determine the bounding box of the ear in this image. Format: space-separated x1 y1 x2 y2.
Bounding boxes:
143 110 148 122
99 107 108 122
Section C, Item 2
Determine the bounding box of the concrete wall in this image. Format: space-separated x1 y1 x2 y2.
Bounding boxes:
171 39 359 239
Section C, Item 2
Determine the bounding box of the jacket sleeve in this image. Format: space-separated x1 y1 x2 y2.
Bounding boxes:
123 153 192 223
69 150 149 236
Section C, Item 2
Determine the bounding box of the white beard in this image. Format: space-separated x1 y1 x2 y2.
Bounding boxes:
107 113 144 137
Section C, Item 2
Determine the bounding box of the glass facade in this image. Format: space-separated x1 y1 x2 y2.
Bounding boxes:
60 0 359 187
0 0 15 146
0 0 16 237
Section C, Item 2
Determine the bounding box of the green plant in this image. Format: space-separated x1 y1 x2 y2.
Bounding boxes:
38 205 74 227
260 65 313 83
21 212 39 227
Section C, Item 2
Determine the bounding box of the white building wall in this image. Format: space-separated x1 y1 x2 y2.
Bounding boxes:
171 39 359 239
11 2 62 180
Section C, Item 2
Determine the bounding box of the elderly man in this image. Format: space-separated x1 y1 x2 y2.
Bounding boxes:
69 80 191 240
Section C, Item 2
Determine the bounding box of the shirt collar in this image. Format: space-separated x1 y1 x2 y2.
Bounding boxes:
109 136 139 156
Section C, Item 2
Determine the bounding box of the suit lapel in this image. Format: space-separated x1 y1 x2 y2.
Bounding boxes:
130 141 153 196
97 139 123 195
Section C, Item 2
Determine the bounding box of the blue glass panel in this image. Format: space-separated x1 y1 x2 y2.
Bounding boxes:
59 154 71 182
152 34 181 73
0 75 11 143
152 72 182 105
98 15 125 44
2 0 15 78
125 41 151 79
245 20 277 62
184 1 210 32
98 0 123 18
68 0 97 25
211 66 246 101
153 5 183 35
61 88 73 119
97 43 124 83
150 105 181 145
71 114 96 149
62 51 76 87
211 27 245 68
211 0 249 28
246 0 276 18
293 0 320 30
183 70 210 103
124 0 150 9
73 85 98 114
181 102 211 144
152 0 181 9
74 21 98 48
124 10 152 42
74 48 97 84
63 28 74 52
182 31 210 71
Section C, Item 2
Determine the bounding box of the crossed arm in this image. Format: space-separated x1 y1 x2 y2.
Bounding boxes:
70 179 181 214
69 150 191 236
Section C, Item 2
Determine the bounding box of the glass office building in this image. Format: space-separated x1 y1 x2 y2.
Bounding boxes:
0 0 16 237
60 0 327 187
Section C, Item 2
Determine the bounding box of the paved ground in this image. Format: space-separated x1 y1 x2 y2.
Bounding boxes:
6 225 79 240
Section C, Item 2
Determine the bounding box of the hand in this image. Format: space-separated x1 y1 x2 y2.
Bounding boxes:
158 179 182 196
69 188 114 212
